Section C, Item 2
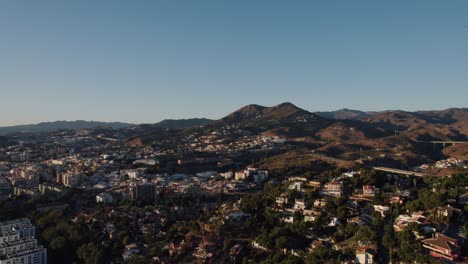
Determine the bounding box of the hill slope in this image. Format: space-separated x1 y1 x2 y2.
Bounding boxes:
0 120 132 135
315 108 371 120
151 118 213 129
220 103 320 123
215 102 330 136
361 108 468 141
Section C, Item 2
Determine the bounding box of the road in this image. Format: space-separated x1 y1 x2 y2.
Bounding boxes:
411 139 468 145
369 166 438 178
309 151 441 177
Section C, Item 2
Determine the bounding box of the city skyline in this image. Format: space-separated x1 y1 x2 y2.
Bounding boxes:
1 0 467 126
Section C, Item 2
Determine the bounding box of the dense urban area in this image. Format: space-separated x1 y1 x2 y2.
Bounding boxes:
0 103 467 264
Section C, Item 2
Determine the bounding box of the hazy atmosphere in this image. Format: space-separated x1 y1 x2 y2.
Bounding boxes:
1 2 468 264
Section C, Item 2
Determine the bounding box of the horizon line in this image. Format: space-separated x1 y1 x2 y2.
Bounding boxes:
1 105 467 128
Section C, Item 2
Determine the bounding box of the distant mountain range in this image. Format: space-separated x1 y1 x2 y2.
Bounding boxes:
2 103 467 164
203 103 468 163
0 120 132 135
314 108 372 120
142 118 213 130
1 105 467 143
0 118 214 135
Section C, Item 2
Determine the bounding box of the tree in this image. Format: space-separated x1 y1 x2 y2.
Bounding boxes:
282 254 304 264
293 211 303 222
42 227 58 242
306 189 319 201
372 212 383 229
222 237 233 252
275 236 287 250
77 242 105 264
345 222 359 239
355 225 377 243
396 225 424 262
50 236 67 250
382 232 396 261
306 246 341 264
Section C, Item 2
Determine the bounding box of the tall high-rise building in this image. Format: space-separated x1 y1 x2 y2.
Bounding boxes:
0 218 47 264
131 183 158 202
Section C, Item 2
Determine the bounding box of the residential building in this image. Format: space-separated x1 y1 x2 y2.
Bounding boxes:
355 248 375 264
422 233 460 261
122 244 140 260
393 211 429 232
0 219 35 239
234 172 248 181
276 193 288 208
253 171 268 182
0 237 37 256
373 205 390 218
0 178 11 201
38 183 67 195
313 199 327 208
131 183 158 202
96 193 113 204
225 211 250 221
219 172 233 180
0 246 47 264
13 186 40 197
0 218 47 264
362 185 378 197
288 182 303 191
307 181 321 188
436 205 462 222
61 172 84 188
293 199 307 210
303 209 321 222
322 181 343 197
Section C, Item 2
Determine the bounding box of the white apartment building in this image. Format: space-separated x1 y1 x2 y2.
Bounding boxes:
0 219 46 264
0 219 35 239
96 192 113 204
0 237 37 256
0 246 47 264
322 181 343 197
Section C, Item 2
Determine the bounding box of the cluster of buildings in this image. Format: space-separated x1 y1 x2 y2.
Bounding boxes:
433 158 466 169
0 218 47 264
268 171 466 262
0 127 278 210
0 126 466 263
415 157 467 171
177 127 285 154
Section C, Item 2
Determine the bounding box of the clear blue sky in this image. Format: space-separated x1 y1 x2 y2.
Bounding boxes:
1 0 467 126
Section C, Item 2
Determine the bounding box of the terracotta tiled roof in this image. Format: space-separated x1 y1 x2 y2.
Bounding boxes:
422 234 459 251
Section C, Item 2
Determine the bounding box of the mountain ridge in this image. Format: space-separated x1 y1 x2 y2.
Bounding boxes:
0 118 214 135
0 120 132 135
218 102 323 124
2 106 467 141
315 108 371 120
145 118 213 129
